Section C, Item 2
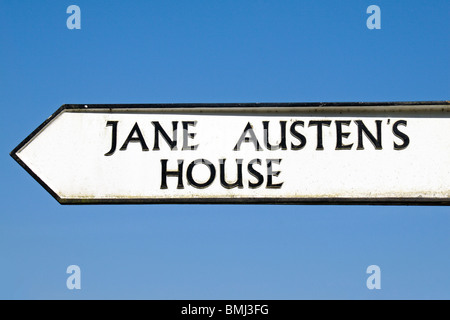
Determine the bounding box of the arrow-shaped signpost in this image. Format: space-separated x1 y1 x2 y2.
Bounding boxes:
10 102 450 205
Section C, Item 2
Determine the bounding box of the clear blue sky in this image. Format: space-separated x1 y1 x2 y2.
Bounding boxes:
1 0 449 299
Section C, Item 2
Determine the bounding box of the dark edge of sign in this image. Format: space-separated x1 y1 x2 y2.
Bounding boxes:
9 104 67 204
9 101 450 206
58 198 449 206
61 100 450 110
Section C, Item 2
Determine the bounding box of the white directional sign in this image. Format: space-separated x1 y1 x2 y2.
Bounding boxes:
11 102 450 205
